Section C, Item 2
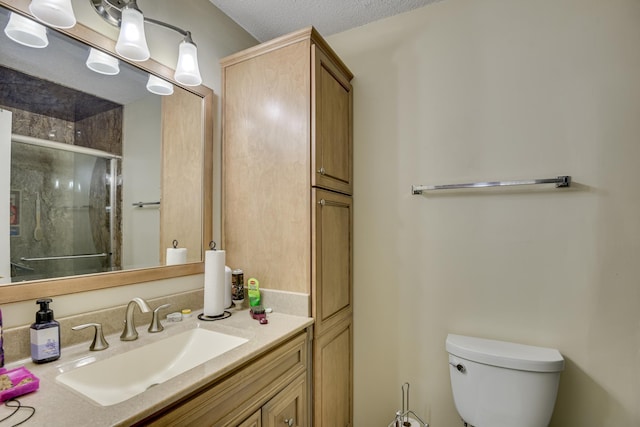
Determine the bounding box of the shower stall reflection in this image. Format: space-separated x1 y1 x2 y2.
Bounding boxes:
10 136 120 281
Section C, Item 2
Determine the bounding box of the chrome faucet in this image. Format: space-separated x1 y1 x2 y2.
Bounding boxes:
120 297 151 341
72 323 109 351
148 303 171 333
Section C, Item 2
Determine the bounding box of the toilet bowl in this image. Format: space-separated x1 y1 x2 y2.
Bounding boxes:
446 334 564 427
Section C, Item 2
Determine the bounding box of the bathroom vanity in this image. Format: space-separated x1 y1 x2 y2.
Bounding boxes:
0 310 313 426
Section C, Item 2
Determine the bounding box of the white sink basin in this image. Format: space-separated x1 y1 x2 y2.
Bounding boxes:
56 328 248 406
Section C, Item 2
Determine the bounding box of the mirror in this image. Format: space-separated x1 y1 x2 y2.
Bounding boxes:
0 1 213 303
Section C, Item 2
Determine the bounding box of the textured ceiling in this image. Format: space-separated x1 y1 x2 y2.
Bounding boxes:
209 0 439 42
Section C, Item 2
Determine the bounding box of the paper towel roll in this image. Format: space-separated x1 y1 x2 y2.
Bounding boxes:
166 247 187 265
224 266 232 309
204 249 225 317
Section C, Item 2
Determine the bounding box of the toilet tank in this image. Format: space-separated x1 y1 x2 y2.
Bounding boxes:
446 334 564 427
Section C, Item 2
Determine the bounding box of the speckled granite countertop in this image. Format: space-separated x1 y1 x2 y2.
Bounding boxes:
0 309 313 426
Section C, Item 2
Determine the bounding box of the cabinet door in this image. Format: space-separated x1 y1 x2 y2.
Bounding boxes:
262 374 307 427
238 409 261 427
314 317 353 427
312 189 353 336
312 45 353 195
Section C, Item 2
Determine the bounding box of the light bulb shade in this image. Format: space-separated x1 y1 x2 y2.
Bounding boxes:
174 40 202 86
146 74 174 96
115 6 149 62
86 48 120 75
4 12 48 48
29 0 76 29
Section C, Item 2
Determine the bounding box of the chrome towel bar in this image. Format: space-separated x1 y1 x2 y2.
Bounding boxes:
21 253 108 262
132 201 160 207
412 175 571 195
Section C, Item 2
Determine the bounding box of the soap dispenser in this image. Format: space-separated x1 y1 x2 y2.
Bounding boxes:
30 298 60 364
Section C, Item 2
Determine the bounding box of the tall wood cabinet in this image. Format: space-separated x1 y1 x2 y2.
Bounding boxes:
222 27 353 427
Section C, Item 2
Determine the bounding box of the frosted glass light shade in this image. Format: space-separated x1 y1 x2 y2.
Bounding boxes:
146 74 174 96
174 41 202 86
115 6 149 62
29 0 76 29
4 12 48 48
86 48 120 75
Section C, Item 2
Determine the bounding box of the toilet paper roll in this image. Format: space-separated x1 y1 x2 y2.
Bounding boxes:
166 247 187 265
396 417 422 427
224 266 232 309
203 249 225 317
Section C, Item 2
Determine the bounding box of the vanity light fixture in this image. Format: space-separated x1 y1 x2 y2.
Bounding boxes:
86 48 120 75
114 0 149 61
4 12 49 48
28 0 76 29
146 74 174 96
174 32 202 86
92 0 203 86
27 0 202 86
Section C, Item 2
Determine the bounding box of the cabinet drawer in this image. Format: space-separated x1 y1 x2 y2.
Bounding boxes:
142 331 308 426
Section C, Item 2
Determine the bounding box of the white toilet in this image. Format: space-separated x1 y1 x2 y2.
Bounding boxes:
446 334 564 427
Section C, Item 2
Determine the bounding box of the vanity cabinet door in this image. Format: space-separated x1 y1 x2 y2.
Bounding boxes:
262 374 307 427
312 45 353 196
237 409 261 427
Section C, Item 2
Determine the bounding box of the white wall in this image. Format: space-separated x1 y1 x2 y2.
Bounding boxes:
1 0 258 328
327 0 640 425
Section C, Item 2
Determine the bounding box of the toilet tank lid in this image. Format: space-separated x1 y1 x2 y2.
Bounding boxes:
446 334 565 372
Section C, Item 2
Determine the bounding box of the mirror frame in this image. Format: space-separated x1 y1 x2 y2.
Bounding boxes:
0 0 213 304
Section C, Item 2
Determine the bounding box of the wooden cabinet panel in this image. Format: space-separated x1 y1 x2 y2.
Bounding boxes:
312 189 353 336
314 317 353 427
262 374 307 427
238 409 261 427
312 45 353 195
222 39 312 294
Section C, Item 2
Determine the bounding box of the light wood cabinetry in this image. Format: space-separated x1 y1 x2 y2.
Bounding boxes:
262 374 307 427
314 317 353 427
222 27 353 427
312 46 353 195
138 331 309 427
312 189 353 337
237 410 261 427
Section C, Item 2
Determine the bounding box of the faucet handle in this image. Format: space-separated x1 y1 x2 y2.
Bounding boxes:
148 303 172 333
72 323 110 351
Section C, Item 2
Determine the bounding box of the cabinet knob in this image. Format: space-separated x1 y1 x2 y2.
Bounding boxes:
317 167 325 175
283 418 294 426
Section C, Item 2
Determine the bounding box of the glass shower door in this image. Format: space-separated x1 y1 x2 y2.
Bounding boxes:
10 139 118 282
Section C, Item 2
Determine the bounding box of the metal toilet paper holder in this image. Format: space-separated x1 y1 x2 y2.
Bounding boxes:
387 382 429 427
